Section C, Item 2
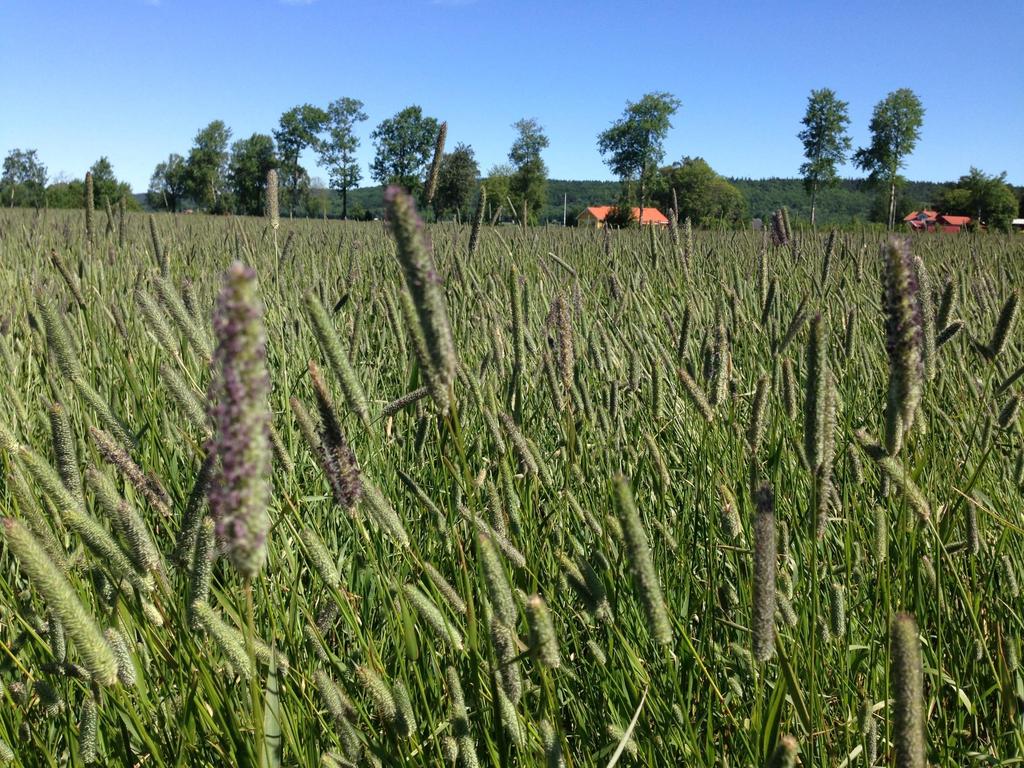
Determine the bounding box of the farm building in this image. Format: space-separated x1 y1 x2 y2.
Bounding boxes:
578 206 669 228
904 210 973 233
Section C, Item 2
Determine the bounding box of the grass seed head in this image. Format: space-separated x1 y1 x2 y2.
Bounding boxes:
890 613 926 768
206 263 272 578
752 483 777 661
3 517 118 685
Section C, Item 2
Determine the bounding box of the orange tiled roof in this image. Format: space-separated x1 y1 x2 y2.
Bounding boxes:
580 206 669 224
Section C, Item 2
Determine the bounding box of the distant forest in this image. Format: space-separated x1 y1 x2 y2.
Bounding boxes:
127 175 1018 227
334 177 964 226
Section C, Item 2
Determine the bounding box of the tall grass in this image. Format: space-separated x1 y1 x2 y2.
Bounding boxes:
0 206 1022 766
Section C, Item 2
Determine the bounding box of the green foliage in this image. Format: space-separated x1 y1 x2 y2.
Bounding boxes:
732 177 945 226
228 133 278 216
318 97 367 219
369 106 440 194
483 163 513 222
652 157 747 226
432 143 479 221
88 157 121 205
937 186 973 216
597 91 681 206
306 176 964 228
148 153 189 212
798 88 852 225
508 118 549 223
1 148 47 208
854 89 925 228
37 158 137 212
273 104 329 216
603 203 636 229
938 167 1020 230
185 120 233 212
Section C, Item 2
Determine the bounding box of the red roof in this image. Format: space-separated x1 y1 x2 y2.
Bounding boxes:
581 206 615 220
904 210 938 222
938 214 971 227
580 206 669 224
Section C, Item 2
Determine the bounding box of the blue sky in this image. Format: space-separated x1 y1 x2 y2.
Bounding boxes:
1 0 1021 192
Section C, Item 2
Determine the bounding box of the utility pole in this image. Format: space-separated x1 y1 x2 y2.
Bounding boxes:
563 193 567 226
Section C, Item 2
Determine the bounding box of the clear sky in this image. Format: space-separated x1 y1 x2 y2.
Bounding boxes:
2 0 1021 192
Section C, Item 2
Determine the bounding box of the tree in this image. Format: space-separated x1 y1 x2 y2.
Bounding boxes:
854 89 925 230
307 177 332 220
798 88 852 227
185 120 232 212
369 106 439 193
936 186 972 216
652 157 747 227
939 167 1019 230
229 134 278 216
274 104 328 217
484 163 513 223
2 148 47 208
597 92 681 210
319 97 367 219
81 157 134 209
508 118 549 224
433 143 479 220
88 157 119 204
148 153 189 212
44 179 85 209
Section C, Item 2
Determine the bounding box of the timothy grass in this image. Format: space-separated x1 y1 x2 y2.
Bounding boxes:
0 207 1023 766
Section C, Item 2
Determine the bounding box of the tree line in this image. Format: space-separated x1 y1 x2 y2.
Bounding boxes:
144 103 551 223
3 88 1019 229
798 87 1019 230
0 152 139 212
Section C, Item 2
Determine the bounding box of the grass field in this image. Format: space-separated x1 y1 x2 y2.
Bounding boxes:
0 203 1022 767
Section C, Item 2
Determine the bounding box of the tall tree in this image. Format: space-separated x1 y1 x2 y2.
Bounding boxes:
88 157 121 204
597 92 681 210
319 97 367 219
185 120 232 212
369 106 439 194
798 88 852 227
508 118 549 224
484 163 513 224
274 104 328 217
229 134 278 216
433 143 479 220
854 89 925 230
1 148 47 208
148 153 188 212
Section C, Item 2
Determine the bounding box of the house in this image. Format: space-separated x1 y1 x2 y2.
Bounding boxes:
1012 218 1024 231
937 214 971 233
904 210 938 230
905 210 972 233
578 206 669 228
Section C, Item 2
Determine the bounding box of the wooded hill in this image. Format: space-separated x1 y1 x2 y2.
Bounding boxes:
134 177 977 226
343 177 956 226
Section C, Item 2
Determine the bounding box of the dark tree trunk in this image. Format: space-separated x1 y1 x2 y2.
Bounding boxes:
888 181 897 230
